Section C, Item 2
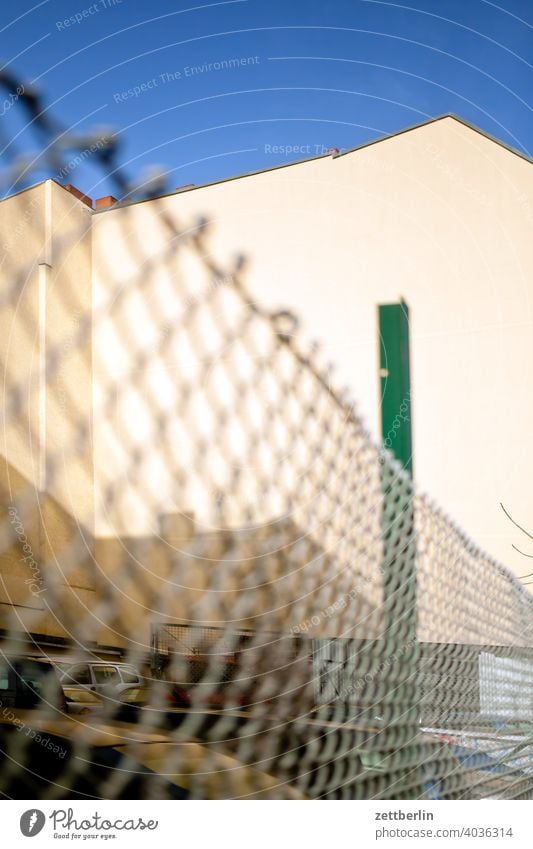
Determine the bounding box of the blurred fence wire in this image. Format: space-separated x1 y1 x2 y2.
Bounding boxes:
1 67 533 800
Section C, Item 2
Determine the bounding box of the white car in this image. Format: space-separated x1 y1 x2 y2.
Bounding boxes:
57 661 144 700
63 686 104 716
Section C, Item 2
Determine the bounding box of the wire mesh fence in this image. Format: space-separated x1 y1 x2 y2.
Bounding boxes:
1 67 533 800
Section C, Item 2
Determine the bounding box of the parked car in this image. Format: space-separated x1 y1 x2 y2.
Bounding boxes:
112 685 152 722
56 661 144 701
0 655 66 711
62 686 103 716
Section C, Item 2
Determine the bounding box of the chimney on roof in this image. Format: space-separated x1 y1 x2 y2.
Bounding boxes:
95 195 118 209
63 183 92 208
175 184 195 191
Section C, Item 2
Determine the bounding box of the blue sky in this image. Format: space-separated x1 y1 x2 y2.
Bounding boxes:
1 0 532 198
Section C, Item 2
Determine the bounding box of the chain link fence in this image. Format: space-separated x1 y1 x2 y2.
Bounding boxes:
1 68 532 800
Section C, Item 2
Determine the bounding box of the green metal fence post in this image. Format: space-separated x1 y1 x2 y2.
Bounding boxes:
379 300 413 474
378 301 418 725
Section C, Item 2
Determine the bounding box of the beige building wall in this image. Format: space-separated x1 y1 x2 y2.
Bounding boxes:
0 181 96 639
45 180 93 530
91 116 533 577
0 180 94 525
0 183 46 490
2 115 531 647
